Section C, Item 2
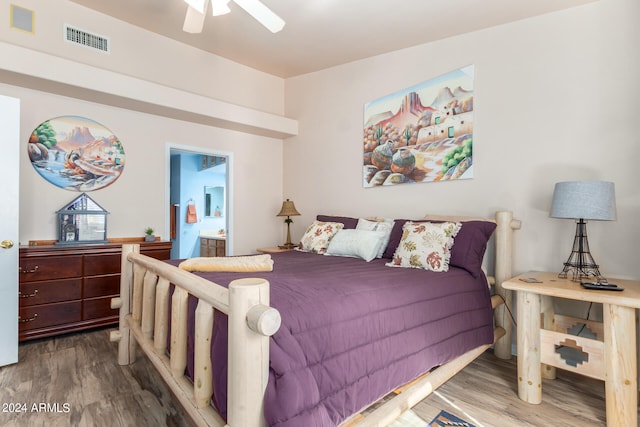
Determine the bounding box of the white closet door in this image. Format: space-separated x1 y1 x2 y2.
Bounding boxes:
0 95 20 366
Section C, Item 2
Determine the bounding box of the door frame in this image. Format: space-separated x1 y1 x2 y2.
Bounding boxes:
165 142 233 257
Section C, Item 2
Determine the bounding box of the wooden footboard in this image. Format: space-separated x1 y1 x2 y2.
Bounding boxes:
110 210 519 427
109 245 281 427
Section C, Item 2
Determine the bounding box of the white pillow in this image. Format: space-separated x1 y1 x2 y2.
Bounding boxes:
325 229 387 262
356 218 394 258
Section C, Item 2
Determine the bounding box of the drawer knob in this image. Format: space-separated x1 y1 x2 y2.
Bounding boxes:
19 289 39 298
0 240 13 249
19 265 39 274
18 314 38 323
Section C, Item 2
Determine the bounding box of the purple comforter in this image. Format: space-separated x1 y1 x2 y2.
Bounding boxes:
179 250 494 426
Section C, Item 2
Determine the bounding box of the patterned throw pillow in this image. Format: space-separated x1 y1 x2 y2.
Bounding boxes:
386 221 461 272
297 220 344 254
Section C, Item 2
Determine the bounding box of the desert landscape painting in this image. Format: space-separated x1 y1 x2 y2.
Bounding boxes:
27 115 125 191
363 66 474 187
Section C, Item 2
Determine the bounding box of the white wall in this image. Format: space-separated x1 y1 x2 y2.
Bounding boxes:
0 0 284 115
284 0 640 280
5 82 284 255
0 0 292 256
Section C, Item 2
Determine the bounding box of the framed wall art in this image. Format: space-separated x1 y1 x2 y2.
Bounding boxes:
363 65 475 187
27 115 125 191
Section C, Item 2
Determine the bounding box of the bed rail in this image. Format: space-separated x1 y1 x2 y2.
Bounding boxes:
110 244 281 427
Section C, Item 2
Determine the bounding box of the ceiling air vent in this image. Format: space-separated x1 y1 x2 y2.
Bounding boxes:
63 24 110 53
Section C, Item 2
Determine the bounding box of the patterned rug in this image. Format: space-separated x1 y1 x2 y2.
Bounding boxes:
428 410 476 427
390 409 476 427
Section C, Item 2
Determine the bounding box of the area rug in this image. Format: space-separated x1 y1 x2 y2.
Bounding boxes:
389 409 476 427
428 409 476 427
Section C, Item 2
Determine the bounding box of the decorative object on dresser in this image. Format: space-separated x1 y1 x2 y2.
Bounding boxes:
18 240 171 342
276 198 300 249
550 181 616 282
56 193 109 245
144 227 155 242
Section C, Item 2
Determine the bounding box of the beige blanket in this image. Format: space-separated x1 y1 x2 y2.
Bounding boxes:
178 254 273 273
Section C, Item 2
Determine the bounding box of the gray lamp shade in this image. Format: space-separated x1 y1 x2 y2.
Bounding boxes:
550 181 617 221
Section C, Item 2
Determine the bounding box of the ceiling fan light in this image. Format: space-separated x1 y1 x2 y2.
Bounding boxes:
211 0 231 16
183 3 207 33
232 0 285 33
183 0 208 14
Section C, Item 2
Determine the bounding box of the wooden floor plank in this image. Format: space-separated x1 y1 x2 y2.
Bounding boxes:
1 328 631 426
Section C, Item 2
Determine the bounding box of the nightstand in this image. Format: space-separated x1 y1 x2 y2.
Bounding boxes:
503 271 640 427
256 247 294 254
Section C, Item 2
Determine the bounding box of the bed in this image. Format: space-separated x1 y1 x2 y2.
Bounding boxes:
110 211 520 427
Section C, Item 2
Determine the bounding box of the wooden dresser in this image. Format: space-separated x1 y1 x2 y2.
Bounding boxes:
18 240 171 342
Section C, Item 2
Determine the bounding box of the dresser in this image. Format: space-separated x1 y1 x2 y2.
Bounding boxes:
200 236 226 257
18 240 171 342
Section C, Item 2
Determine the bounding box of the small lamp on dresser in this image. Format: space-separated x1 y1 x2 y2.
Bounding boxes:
276 199 300 249
550 180 616 282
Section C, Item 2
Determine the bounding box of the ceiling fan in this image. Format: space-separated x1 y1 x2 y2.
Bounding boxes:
182 0 285 34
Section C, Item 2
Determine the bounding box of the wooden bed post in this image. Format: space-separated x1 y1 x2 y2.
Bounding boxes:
227 278 281 427
494 211 521 360
110 243 139 365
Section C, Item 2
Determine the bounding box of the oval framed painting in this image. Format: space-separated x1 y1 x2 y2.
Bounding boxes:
27 115 125 191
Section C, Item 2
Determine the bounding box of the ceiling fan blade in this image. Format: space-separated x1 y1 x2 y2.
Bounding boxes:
184 0 208 14
183 3 207 33
232 0 285 33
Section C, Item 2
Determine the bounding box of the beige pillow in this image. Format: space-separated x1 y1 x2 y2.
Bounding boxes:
386 221 461 272
297 220 344 254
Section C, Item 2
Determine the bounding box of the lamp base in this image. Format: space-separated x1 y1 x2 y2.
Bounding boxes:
558 219 606 283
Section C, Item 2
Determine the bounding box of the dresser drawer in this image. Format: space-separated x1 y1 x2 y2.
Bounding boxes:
19 255 82 283
19 301 82 332
83 296 118 320
19 278 82 307
84 253 121 276
142 248 171 260
84 275 120 298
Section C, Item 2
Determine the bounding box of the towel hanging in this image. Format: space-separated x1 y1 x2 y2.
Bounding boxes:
186 203 198 224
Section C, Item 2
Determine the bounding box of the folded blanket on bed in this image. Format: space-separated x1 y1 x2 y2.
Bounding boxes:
178 254 273 272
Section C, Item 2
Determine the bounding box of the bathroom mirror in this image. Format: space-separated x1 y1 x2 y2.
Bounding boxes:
204 186 224 218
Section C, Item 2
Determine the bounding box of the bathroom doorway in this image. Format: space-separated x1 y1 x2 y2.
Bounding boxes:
166 144 232 259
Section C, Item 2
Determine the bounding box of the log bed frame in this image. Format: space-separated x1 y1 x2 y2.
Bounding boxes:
110 211 521 427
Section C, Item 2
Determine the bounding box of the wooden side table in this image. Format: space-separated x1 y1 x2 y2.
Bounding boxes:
503 272 640 427
256 247 294 254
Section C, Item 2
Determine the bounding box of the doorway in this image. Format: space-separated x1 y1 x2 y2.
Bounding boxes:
166 144 232 259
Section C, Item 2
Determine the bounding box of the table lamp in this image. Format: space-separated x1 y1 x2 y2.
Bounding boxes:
550 181 616 282
277 199 300 249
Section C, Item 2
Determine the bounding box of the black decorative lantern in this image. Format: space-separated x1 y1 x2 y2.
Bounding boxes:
56 193 109 244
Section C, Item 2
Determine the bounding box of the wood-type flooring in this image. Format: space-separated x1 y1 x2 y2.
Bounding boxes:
0 327 626 426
